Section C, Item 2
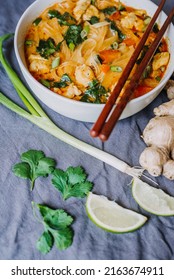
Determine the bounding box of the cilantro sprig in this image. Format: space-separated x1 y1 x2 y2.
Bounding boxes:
12 150 56 190
64 24 84 50
81 80 108 104
32 202 74 254
102 6 117 15
52 166 93 200
36 38 62 59
106 19 126 41
48 10 76 26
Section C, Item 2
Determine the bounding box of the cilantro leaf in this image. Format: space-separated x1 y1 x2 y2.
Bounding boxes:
66 181 93 198
33 202 74 254
37 205 73 229
21 150 44 165
53 74 72 88
51 166 93 200
48 10 76 26
36 38 62 59
12 149 56 190
80 79 108 103
51 228 73 250
88 16 100 25
106 19 126 41
102 6 117 15
32 17 42 26
12 162 31 179
66 166 87 185
136 45 149 65
36 231 53 254
64 24 84 49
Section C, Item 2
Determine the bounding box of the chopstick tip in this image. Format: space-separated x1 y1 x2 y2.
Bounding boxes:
90 129 99 138
99 133 108 142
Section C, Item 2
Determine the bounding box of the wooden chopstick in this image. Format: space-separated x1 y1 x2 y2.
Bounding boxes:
90 0 166 138
98 7 174 141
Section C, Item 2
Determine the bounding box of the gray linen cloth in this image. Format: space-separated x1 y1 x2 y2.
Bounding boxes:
0 0 174 260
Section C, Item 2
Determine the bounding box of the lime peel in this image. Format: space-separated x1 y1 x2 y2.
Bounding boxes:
86 192 147 233
132 178 174 216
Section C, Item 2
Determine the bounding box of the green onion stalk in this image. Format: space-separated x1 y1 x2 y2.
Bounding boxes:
0 34 144 179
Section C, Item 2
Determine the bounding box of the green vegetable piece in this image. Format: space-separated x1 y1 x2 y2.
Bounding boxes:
37 38 62 60
40 79 52 88
12 162 31 179
59 12 76 26
155 76 161 82
48 10 61 19
25 40 33 46
53 81 67 88
144 17 151 26
142 65 152 79
80 25 90 40
54 73 72 88
65 24 84 49
33 203 74 254
136 45 149 65
52 57 60 69
61 74 71 83
110 65 122 72
36 231 53 254
153 23 159 33
55 41 62 51
48 10 76 26
52 228 73 250
12 150 56 190
33 17 42 26
88 16 99 25
38 205 73 229
107 19 126 41
84 25 90 34
102 6 117 15
118 3 126 11
52 166 93 200
36 38 57 59
81 79 108 104
69 42 75 51
111 41 119 50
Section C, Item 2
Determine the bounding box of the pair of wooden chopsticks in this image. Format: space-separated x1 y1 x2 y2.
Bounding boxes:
90 0 174 141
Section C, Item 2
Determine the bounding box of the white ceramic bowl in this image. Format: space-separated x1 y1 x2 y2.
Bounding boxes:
14 0 174 122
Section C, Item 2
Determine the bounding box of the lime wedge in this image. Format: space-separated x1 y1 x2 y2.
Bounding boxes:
132 178 174 216
86 192 147 233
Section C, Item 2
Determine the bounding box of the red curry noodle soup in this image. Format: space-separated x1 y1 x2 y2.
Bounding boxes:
25 0 170 104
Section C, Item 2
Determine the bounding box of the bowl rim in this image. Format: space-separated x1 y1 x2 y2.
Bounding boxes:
14 0 174 109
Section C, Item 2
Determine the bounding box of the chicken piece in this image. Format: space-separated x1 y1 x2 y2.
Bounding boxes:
96 0 113 10
121 12 144 31
152 52 170 71
121 13 137 29
73 0 91 21
82 5 99 21
28 54 50 73
63 83 82 99
75 64 95 87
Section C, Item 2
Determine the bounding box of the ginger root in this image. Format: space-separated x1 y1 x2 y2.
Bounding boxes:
140 81 174 180
165 79 174 100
